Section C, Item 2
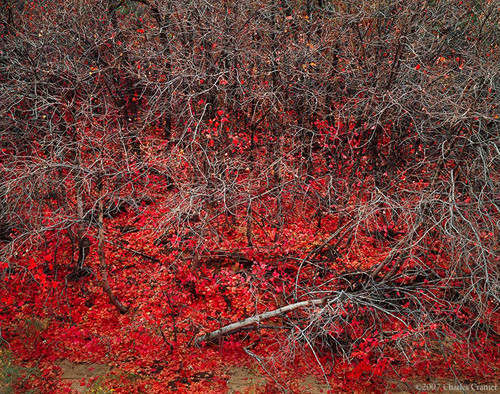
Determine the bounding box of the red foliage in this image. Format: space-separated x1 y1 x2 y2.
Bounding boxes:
1 0 499 392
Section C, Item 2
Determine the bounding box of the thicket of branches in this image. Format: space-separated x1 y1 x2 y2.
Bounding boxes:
1 0 499 382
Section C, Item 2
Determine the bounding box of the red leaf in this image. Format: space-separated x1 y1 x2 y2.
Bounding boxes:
28 258 37 270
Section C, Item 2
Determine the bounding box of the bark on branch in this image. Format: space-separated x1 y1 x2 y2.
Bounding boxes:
195 298 327 346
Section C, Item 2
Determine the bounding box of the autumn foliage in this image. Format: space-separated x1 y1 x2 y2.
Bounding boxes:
0 0 499 392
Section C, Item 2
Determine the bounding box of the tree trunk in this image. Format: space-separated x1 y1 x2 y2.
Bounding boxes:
97 177 128 314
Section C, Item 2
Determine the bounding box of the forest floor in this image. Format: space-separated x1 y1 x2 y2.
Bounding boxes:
58 359 331 393
57 359 499 394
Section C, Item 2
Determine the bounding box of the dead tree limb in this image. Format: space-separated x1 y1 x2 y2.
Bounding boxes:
195 297 327 346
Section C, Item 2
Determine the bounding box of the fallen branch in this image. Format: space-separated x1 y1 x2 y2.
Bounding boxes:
105 239 160 263
195 297 327 346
